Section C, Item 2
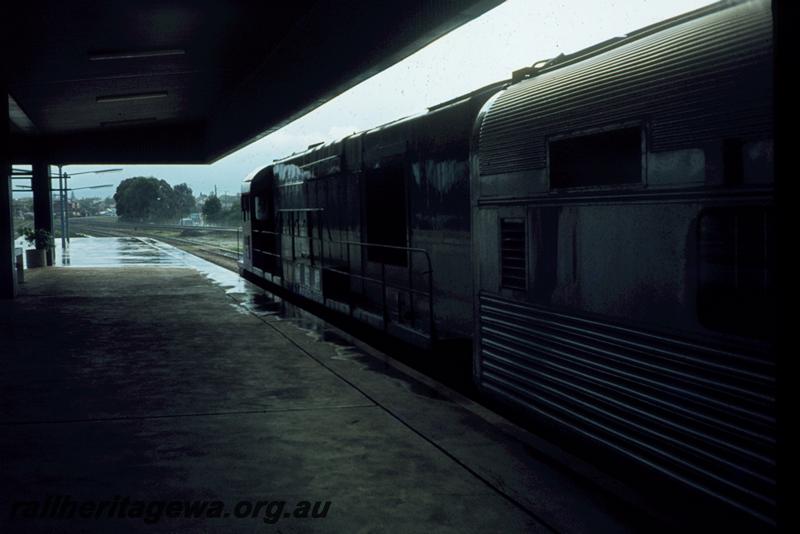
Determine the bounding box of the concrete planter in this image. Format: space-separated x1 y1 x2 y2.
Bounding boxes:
25 249 47 269
46 247 55 266
15 248 24 283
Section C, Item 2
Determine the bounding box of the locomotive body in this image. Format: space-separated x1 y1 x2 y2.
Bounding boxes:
241 83 503 346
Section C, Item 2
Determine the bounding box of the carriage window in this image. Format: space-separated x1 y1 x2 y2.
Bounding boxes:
254 196 268 221
501 218 526 290
697 207 774 338
365 164 407 266
549 127 642 188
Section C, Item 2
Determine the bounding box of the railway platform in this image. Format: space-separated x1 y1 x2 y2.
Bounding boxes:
2 237 645 533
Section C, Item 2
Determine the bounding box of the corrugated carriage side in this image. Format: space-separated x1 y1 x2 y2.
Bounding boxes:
471 0 775 525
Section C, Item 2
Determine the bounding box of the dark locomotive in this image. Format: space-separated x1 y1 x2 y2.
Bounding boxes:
241 81 504 346
240 0 775 526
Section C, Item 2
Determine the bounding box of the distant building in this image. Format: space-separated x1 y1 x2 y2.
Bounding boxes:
179 213 201 226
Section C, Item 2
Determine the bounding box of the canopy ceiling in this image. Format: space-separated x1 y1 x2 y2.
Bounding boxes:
7 0 502 164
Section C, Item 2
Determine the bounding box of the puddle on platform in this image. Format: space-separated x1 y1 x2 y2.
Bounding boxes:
23 236 463 399
45 237 374 368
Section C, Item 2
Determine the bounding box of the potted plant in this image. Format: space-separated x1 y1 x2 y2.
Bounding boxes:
22 227 54 268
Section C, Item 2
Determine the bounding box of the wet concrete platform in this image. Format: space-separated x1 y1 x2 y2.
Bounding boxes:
1 238 641 533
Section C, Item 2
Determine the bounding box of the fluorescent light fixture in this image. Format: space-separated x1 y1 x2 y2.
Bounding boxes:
9 95 38 134
100 117 158 127
89 49 185 61
96 92 168 103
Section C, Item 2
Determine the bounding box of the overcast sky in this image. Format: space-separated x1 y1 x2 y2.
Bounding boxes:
50 0 715 198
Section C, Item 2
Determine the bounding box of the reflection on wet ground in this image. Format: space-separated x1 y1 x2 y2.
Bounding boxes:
16 235 184 268
34 236 474 398
60 237 188 267
43 236 375 361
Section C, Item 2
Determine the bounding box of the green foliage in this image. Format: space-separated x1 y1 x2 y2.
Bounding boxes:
21 227 54 249
173 183 196 219
202 196 223 224
114 177 182 223
220 203 243 227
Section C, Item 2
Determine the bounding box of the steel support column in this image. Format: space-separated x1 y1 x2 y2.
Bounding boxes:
1 83 16 298
32 161 53 236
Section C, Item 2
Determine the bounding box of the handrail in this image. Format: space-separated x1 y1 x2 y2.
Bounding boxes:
250 225 436 341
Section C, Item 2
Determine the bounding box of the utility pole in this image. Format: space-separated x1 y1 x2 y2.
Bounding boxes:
65 173 71 243
56 167 121 248
58 165 66 248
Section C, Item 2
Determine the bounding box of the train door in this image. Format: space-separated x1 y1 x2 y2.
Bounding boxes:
360 159 434 343
364 161 408 266
288 208 323 266
251 174 281 277
281 208 324 296
240 193 251 268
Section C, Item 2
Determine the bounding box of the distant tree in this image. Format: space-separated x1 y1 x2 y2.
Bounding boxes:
202 196 222 225
173 183 196 218
221 203 243 227
152 180 178 221
115 177 151 222
114 177 179 222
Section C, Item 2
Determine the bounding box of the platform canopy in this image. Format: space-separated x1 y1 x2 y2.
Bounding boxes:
7 0 501 165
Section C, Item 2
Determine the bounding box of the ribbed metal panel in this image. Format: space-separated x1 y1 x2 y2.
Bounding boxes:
478 1 773 177
477 293 775 523
500 219 526 289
